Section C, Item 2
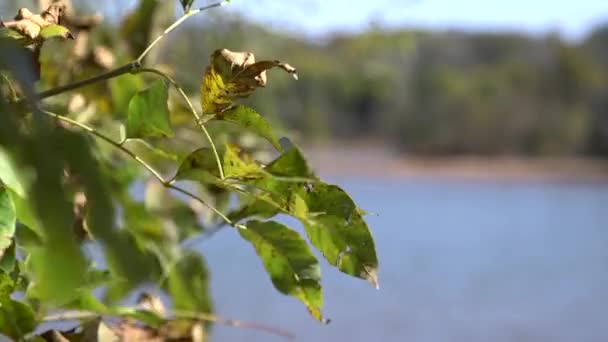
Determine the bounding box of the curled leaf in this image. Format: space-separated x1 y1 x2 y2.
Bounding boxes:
201 48 298 113
39 24 74 41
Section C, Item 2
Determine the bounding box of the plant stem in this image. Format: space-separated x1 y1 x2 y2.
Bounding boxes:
136 1 229 64
36 1 229 100
41 110 233 227
167 184 232 226
138 68 225 180
42 309 294 340
173 310 295 340
37 62 140 100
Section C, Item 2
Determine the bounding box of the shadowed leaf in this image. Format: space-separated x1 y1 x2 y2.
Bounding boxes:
179 0 195 12
174 147 222 183
0 298 36 339
164 252 212 313
217 105 281 150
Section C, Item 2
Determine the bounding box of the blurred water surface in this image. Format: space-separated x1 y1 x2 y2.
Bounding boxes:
201 177 608 342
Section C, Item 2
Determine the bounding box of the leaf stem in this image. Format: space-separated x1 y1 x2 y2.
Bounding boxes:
41 110 233 227
37 62 141 100
173 310 295 340
35 1 229 100
42 309 294 340
138 68 225 180
136 1 229 64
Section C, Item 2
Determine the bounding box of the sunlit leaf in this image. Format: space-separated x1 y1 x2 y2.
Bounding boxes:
110 74 145 114
216 105 281 150
0 186 16 263
201 48 298 113
0 148 27 197
0 298 36 339
39 24 73 41
239 220 325 322
126 79 173 139
223 144 265 179
224 147 379 287
164 252 212 313
301 184 379 288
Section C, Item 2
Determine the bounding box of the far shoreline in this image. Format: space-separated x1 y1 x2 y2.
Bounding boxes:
301 144 608 183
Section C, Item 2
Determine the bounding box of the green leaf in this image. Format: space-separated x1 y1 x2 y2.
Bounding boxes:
165 252 212 313
0 28 31 46
0 148 27 197
179 0 195 12
58 131 162 300
265 146 312 177
111 307 165 328
239 220 325 322
0 186 16 263
126 79 173 139
174 147 222 183
217 105 282 150
110 74 145 114
301 184 379 288
0 241 15 273
0 272 14 299
228 147 379 287
228 200 278 223
0 298 37 339
39 25 73 41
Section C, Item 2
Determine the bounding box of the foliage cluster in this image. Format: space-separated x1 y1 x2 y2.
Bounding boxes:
0 0 378 340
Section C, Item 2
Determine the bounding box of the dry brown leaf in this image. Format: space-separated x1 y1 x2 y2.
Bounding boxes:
201 48 298 113
0 4 66 40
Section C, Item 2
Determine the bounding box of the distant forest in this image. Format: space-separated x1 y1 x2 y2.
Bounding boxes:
159 15 608 157
4 0 607 157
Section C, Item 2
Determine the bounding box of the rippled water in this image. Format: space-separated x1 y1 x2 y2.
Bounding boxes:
200 177 608 342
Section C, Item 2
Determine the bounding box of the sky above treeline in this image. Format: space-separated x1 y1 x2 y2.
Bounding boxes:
5 0 605 40
229 0 608 40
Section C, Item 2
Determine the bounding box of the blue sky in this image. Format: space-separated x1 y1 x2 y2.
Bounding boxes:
229 0 608 40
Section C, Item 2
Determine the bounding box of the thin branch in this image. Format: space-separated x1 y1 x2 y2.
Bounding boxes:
43 309 294 341
41 110 233 228
173 310 295 340
138 68 225 180
35 0 229 100
42 110 164 182
167 184 233 226
136 1 230 64
37 62 140 100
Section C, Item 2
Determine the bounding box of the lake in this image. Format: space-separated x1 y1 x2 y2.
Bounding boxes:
200 177 608 342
